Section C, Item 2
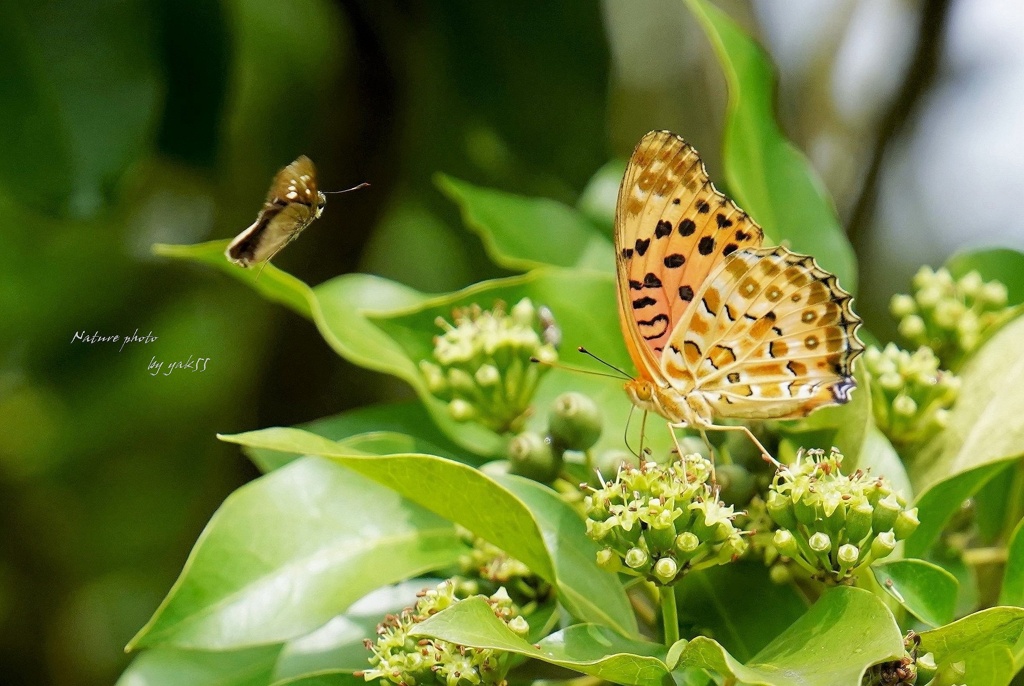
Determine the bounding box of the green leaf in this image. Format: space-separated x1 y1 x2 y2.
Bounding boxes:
905 461 1006 559
494 474 638 635
685 0 857 293
116 645 281 686
674 586 903 685
909 313 1024 496
245 401 470 472
219 429 639 634
856 427 913 503
1000 518 1024 607
946 247 1024 306
437 174 613 272
577 159 626 238
871 559 958 627
128 457 465 650
411 597 671 686
272 673 364 686
0 2 160 216
918 606 1024 685
675 562 808 663
154 241 314 318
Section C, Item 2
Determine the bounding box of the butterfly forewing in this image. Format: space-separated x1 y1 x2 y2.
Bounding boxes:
660 246 863 419
615 131 765 375
226 156 323 267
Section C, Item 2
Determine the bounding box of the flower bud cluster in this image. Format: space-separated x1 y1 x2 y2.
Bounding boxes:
890 266 1011 367
583 455 748 585
863 343 960 445
863 632 938 686
508 392 604 482
457 528 552 607
767 448 919 583
420 299 559 433
361 581 528 686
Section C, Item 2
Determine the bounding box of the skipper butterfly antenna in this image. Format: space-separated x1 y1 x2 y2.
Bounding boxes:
322 182 370 194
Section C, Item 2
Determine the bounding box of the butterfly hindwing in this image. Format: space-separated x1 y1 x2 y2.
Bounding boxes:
661 246 863 419
615 131 765 376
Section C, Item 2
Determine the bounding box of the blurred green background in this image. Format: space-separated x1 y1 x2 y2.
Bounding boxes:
1 0 1021 683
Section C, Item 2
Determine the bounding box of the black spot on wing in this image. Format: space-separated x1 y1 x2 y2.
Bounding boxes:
643 272 662 288
696 200 710 214
679 218 696 236
620 247 634 259
632 296 657 309
629 279 642 290
664 254 685 268
635 238 650 256
723 243 738 256
716 213 733 228
678 285 694 301
698 236 715 255
655 220 673 238
735 230 751 241
639 314 670 340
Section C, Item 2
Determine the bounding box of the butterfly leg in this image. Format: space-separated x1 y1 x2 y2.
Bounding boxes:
701 423 782 469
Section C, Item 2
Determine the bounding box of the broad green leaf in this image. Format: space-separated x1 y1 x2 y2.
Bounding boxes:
437 174 613 272
1001 518 1024 607
577 159 626 238
674 586 903 685
857 427 913 503
116 645 280 686
245 400 470 472
220 429 639 634
675 562 807 663
0 2 160 216
411 598 671 686
946 247 1024 306
154 241 314 318
128 457 465 650
273 673 363 686
871 559 957 627
909 313 1024 495
685 0 857 293
918 606 1024 686
273 580 437 682
494 474 637 635
905 463 1005 559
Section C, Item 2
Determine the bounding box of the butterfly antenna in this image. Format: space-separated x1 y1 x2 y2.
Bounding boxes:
528 357 624 380
576 347 633 380
623 404 638 458
322 182 370 194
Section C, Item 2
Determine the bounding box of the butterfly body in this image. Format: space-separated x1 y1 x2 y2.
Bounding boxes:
226 155 327 268
615 131 863 447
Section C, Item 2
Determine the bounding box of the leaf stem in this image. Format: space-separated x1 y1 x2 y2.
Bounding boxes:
660 585 680 646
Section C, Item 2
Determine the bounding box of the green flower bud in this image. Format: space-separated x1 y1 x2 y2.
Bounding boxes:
898 314 926 340
769 564 793 585
596 548 622 572
837 544 859 566
508 431 562 482
773 529 799 558
892 394 917 417
916 652 937 681
653 556 679 584
872 493 901 533
808 532 832 553
890 293 917 318
548 392 602 451
846 500 874 543
894 507 920 540
507 615 529 636
474 364 500 387
982 281 1008 307
449 398 475 421
675 531 700 555
766 490 798 530
871 530 897 560
625 547 649 569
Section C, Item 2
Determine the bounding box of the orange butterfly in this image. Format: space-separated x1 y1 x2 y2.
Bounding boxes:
614 131 863 461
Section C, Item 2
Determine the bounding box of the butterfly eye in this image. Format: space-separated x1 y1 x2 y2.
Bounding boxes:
635 384 653 401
